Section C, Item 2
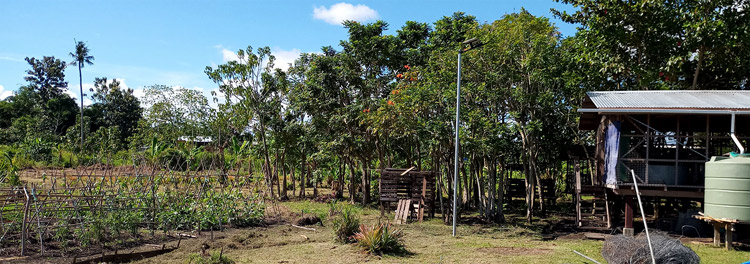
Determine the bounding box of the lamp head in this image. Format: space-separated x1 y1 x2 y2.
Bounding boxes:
461 38 484 52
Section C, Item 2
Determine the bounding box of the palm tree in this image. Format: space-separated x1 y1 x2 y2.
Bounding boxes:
69 40 94 149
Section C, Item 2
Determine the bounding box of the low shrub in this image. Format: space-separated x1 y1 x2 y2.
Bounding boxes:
21 137 54 162
157 187 264 231
333 207 360 243
352 222 405 255
188 250 235 264
194 151 221 171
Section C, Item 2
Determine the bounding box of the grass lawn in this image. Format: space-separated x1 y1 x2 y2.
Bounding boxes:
135 200 750 264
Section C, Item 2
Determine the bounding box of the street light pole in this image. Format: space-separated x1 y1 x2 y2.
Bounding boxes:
452 49 462 237
453 38 483 237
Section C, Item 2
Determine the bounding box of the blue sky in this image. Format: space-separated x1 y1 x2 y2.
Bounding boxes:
0 0 578 104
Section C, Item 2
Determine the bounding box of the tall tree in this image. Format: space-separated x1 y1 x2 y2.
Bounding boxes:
24 56 68 106
23 57 78 136
205 46 279 197
553 0 750 90
69 40 94 148
140 85 213 142
87 78 142 146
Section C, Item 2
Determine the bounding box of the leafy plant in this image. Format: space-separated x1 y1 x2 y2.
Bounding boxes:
147 136 168 166
0 151 21 186
332 207 360 243
188 250 235 264
352 222 405 255
21 137 53 162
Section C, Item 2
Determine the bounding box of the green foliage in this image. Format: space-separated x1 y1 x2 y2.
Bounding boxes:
157 184 264 231
553 0 750 90
352 222 405 255
21 137 54 162
140 85 214 143
87 77 142 146
21 174 265 249
24 56 68 105
147 136 168 166
188 250 235 264
332 206 360 243
0 151 21 186
193 150 221 171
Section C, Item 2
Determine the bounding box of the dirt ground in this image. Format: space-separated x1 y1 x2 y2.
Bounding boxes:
3 199 749 263
137 201 749 264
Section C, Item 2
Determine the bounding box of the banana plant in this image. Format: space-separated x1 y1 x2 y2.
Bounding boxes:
177 143 204 171
146 136 168 167
230 137 251 168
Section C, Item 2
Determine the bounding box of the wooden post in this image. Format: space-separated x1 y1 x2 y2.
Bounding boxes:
21 186 30 256
726 223 734 250
624 195 634 236
713 224 721 247
430 171 436 219
380 174 384 217
646 114 651 183
419 176 427 222
575 158 581 227
605 190 612 228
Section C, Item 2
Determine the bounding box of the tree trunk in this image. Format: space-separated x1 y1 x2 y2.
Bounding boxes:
337 157 344 198
520 128 535 224
534 156 545 217
348 158 356 203
311 162 318 197
78 65 84 150
300 156 306 198
692 46 705 89
494 159 505 223
281 150 287 199
291 161 296 195
274 149 281 198
360 159 370 205
460 161 469 210
258 121 274 198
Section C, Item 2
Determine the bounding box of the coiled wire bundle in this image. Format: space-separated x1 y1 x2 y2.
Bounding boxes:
602 232 700 264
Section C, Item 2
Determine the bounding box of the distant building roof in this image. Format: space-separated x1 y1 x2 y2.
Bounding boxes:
177 136 213 143
583 90 750 111
578 90 750 130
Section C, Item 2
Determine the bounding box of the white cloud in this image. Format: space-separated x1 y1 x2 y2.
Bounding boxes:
272 47 302 71
0 56 24 63
215 45 303 72
313 3 378 25
0 85 12 100
214 45 240 63
132 88 145 99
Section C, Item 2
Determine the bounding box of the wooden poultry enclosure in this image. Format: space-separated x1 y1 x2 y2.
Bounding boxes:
379 168 436 222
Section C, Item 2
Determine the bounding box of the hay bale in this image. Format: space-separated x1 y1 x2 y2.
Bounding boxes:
602 232 699 264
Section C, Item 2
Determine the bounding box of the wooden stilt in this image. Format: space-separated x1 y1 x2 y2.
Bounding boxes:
725 224 734 251
713 224 721 247
624 196 634 236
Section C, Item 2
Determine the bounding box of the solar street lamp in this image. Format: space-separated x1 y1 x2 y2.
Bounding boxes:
453 38 483 237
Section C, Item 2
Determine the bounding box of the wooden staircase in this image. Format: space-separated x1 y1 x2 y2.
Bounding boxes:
574 158 611 231
575 186 611 231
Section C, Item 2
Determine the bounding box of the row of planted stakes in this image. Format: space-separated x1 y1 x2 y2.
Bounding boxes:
0 159 267 258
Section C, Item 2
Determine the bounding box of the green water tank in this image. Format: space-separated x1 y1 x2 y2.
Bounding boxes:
705 155 750 222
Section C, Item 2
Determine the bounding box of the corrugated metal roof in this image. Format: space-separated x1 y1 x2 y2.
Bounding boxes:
586 90 750 110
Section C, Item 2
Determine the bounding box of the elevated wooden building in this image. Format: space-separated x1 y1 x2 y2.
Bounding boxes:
576 90 750 233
